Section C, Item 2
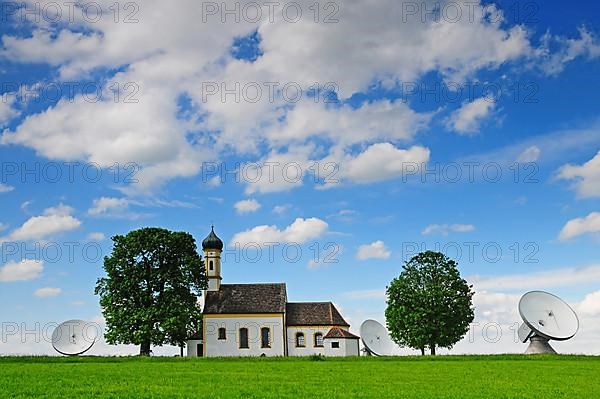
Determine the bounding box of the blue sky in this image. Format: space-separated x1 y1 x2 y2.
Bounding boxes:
1 0 599 355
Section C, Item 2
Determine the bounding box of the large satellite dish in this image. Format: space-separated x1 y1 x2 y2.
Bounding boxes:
52 320 97 356
518 291 579 354
360 319 397 356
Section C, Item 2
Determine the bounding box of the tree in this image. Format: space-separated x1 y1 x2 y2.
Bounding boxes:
385 251 474 355
95 227 207 356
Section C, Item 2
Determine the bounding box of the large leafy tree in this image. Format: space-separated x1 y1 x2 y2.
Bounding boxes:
385 251 474 355
95 228 206 355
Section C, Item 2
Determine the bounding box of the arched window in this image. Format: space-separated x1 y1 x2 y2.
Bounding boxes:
239 328 249 349
209 260 214 271
295 332 305 347
314 332 324 347
218 327 226 340
261 327 271 348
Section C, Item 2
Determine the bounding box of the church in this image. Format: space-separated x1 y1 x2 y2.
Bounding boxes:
187 227 360 357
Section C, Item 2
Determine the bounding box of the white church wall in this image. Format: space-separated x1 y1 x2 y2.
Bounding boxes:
333 338 359 356
204 314 285 357
187 340 203 357
286 326 332 357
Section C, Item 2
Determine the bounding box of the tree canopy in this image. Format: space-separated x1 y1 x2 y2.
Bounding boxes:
95 227 206 355
385 251 474 355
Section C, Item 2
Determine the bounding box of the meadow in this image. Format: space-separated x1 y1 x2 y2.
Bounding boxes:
0 355 598 398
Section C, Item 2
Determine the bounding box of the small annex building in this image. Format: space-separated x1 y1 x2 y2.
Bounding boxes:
187 227 360 357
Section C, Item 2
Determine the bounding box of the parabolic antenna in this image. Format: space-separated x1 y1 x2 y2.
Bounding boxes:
52 320 97 356
518 291 579 354
359 319 397 356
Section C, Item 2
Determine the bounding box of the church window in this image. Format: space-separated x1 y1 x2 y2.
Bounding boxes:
239 328 249 349
314 333 324 347
295 332 305 347
331 341 340 349
218 327 226 340
209 260 214 271
261 327 271 348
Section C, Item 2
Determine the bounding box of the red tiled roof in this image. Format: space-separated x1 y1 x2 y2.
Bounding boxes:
325 327 359 339
286 302 350 327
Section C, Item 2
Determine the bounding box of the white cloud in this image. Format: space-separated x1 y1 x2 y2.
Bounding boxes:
33 287 61 297
87 197 141 219
87 232 106 241
327 209 358 222
356 240 391 261
234 199 261 214
0 93 18 126
469 264 600 291
206 176 221 188
0 0 543 193
578 291 600 316
263 100 431 148
559 212 600 240
0 0 595 199
231 217 328 246
422 223 475 236
558 151 600 198
447 97 496 134
329 143 430 188
0 183 15 193
535 27 600 76
1 204 80 242
0 259 44 282
516 145 541 163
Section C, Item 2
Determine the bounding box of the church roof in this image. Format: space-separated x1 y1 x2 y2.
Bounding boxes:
286 302 350 327
202 226 224 251
325 327 359 339
203 283 287 314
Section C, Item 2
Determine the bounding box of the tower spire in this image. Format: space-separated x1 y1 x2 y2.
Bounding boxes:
202 225 223 291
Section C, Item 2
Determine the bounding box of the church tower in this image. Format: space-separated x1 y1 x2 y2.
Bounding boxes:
202 226 224 291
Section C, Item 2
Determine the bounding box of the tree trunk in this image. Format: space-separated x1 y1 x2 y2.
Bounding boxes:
140 340 151 356
180 345 184 357
420 347 425 356
430 344 436 356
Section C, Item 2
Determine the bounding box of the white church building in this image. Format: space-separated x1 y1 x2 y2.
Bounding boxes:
187 227 360 357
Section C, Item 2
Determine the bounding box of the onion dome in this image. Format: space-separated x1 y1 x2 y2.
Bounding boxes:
202 226 223 250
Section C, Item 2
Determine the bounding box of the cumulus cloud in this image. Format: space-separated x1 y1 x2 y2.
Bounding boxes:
338 143 431 185
0 259 44 282
559 212 600 240
356 240 391 261
234 199 261 214
578 291 600 316
1 204 80 242
88 197 135 218
558 151 600 198
231 217 328 246
0 183 15 193
447 97 496 134
0 0 551 194
535 27 600 76
0 93 18 126
33 287 62 297
469 264 600 291
422 223 475 236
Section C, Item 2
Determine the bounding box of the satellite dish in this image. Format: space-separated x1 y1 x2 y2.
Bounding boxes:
518 291 579 354
359 319 397 356
52 320 97 356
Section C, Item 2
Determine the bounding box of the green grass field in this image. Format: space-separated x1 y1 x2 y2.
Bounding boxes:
1 355 598 398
